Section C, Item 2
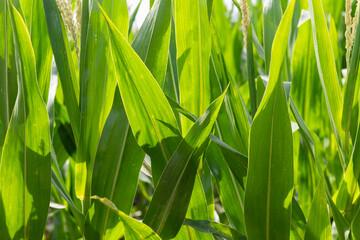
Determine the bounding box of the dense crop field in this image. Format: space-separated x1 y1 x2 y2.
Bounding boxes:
1 0 360 239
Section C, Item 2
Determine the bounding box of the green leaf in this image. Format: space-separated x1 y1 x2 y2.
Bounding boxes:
183 218 246 240
206 142 246 234
336 121 360 219
166 95 248 183
51 149 85 230
210 23 250 156
163 17 180 105
291 199 306 240
175 0 211 134
92 196 162 240
128 0 142 36
75 0 128 213
263 0 282 72
290 18 324 137
352 205 360 239
304 174 331 240
307 0 346 167
85 92 145 239
21 0 52 102
246 24 257 117
174 175 213 240
143 88 227 239
290 98 323 174
100 3 182 187
0 0 18 153
244 1 295 239
326 191 350 240
132 0 171 87
0 4 51 239
43 0 80 143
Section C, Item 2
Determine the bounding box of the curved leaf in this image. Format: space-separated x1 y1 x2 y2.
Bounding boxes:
244 1 295 239
75 0 128 213
143 88 227 239
99 4 182 186
92 196 161 240
184 218 246 240
0 5 51 239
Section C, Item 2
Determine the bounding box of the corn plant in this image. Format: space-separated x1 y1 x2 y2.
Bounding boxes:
1 0 360 239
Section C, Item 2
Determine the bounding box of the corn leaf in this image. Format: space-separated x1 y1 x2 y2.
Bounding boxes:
244 1 295 239
210 23 250 155
175 0 211 134
21 0 52 102
336 121 360 218
86 0 173 235
0 0 17 154
206 142 246 234
352 206 360 239
43 0 80 142
174 175 213 240
166 95 248 182
291 199 307 240
84 94 144 239
183 218 246 240
132 0 171 87
75 0 128 213
304 174 331 240
100 3 182 187
307 0 346 166
143 88 227 239
92 196 162 240
263 0 282 72
0 4 51 239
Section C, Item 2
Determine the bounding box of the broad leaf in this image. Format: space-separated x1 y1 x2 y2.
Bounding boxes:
0 5 51 239
244 1 295 239
175 0 211 134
